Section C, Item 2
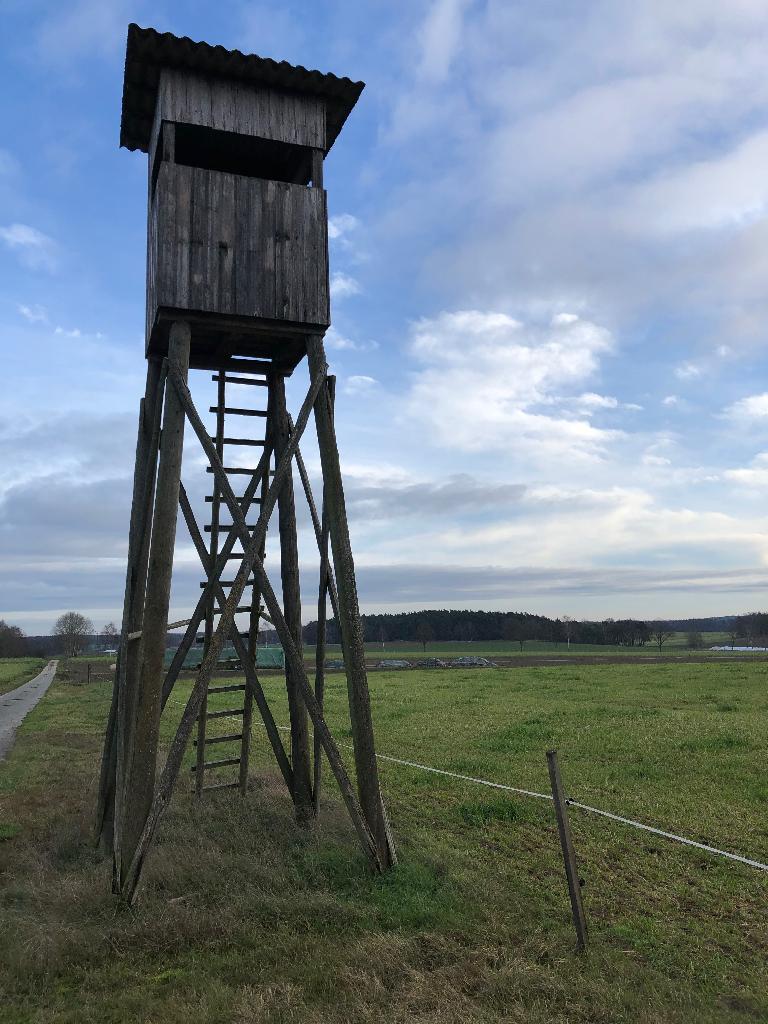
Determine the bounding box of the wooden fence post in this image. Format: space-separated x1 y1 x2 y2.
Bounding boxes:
546 749 588 952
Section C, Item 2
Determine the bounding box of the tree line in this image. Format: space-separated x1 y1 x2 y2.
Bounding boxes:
300 610 702 649
3 608 768 659
0 614 118 658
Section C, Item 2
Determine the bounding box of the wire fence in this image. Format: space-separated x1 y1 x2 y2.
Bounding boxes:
273 724 768 873
170 693 768 874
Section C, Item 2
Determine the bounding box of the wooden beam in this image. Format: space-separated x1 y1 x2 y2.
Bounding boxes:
547 750 588 952
121 367 379 900
311 148 324 189
95 357 165 855
289 407 340 626
271 375 313 824
178 483 293 794
167 363 381 868
306 335 395 869
119 322 190 883
312 376 334 813
160 444 272 706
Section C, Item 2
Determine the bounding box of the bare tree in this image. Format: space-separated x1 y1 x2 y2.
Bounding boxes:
102 622 119 650
686 631 704 649
650 621 675 653
726 627 739 650
0 620 26 658
415 619 434 653
502 614 525 652
54 612 94 658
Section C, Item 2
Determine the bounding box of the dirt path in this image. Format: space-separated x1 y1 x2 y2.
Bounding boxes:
0 661 58 760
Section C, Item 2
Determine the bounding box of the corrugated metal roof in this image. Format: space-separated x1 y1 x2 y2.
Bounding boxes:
120 23 365 154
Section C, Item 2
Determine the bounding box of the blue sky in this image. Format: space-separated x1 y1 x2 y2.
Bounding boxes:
3 0 768 633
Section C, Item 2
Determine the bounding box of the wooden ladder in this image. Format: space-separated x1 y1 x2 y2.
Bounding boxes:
192 368 272 796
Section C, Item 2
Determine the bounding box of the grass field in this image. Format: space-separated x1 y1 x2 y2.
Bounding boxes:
355 631 751 659
0 657 45 697
1 659 767 1022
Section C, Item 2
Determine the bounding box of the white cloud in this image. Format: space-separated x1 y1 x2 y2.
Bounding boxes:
330 272 361 300
18 304 48 324
54 326 82 339
406 309 618 457
345 375 378 396
328 214 360 241
624 130 768 237
662 395 680 407
574 392 619 411
418 0 470 83
0 224 57 271
724 452 768 487
674 361 703 381
724 393 768 421
324 326 377 353
380 1 768 356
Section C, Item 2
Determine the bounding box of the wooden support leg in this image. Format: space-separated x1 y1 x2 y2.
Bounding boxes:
306 336 395 869
119 323 190 881
312 376 334 814
120 364 380 901
95 357 164 855
270 374 313 824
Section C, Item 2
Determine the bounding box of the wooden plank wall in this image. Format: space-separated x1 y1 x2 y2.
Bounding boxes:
148 163 329 329
155 69 326 151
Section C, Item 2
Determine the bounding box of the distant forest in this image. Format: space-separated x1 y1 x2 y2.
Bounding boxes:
5 611 768 658
301 610 751 648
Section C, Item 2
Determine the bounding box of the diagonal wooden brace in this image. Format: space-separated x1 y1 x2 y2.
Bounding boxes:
168 363 382 872
177 483 293 793
160 443 273 707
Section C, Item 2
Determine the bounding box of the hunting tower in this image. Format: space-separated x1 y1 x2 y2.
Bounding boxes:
96 25 395 902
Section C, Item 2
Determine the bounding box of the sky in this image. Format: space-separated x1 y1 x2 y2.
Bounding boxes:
3 0 768 634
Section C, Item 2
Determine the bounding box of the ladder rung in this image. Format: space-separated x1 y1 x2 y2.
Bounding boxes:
206 708 245 719
191 756 241 771
196 631 256 643
205 495 263 504
209 406 268 416
200 580 255 587
194 733 243 746
212 437 267 447
207 466 267 475
204 524 258 531
208 684 247 695
198 781 242 793
212 375 269 387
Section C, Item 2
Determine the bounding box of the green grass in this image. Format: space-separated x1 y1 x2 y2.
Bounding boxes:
347 632 759 659
1 660 768 1022
0 657 46 696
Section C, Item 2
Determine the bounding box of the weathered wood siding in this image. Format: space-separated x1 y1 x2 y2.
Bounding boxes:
152 69 326 153
148 163 329 332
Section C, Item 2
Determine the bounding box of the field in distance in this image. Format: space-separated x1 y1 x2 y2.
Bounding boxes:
1 656 767 1022
342 631 762 659
0 656 45 697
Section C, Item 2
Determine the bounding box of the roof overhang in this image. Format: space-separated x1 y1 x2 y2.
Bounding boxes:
120 24 365 154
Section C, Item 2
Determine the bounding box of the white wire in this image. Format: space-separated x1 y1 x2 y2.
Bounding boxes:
177 703 768 872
